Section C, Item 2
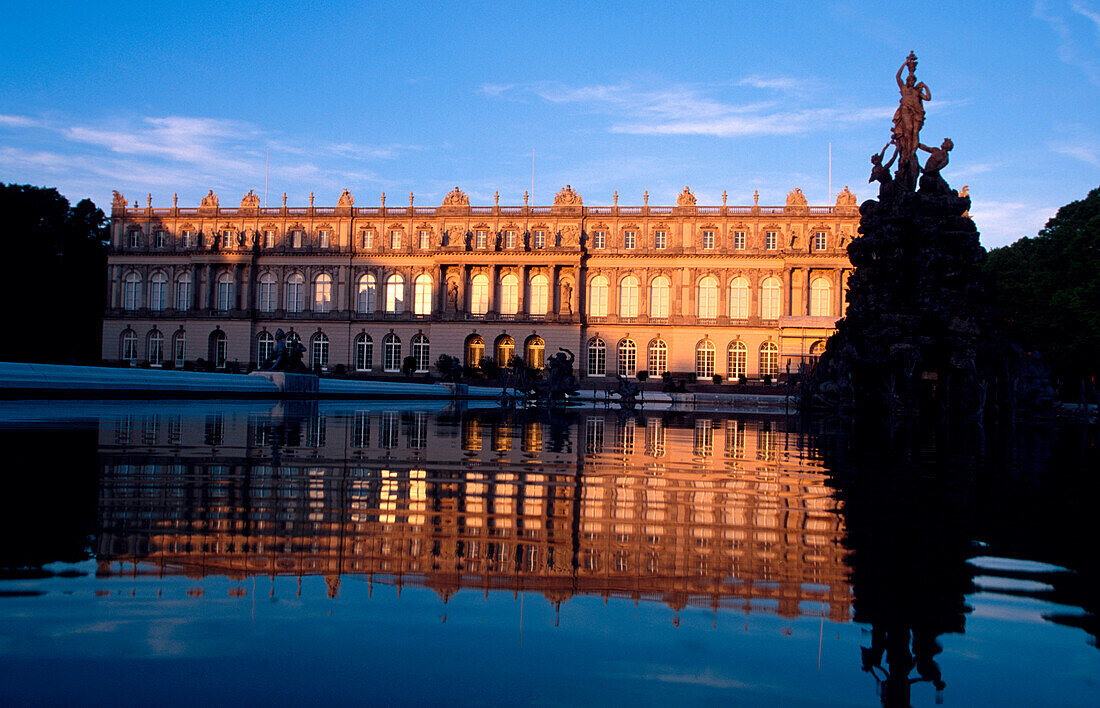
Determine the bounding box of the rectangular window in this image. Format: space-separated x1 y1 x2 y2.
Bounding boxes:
182 231 193 248
390 230 401 249
475 230 487 249
533 230 546 249
504 230 516 249
361 231 374 249
292 231 303 248
318 230 330 249
154 230 166 248
128 231 140 248
175 279 191 311
813 231 827 250
623 231 636 249
701 230 715 249
419 230 431 249
217 280 233 311
173 336 185 367
264 230 275 249
593 231 606 249
654 231 667 249
733 231 746 250
765 231 778 250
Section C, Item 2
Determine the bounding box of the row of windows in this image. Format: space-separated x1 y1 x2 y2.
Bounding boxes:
589 275 835 319
583 338 794 379
128 228 831 252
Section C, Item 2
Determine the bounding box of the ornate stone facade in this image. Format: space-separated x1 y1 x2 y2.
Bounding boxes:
103 186 858 379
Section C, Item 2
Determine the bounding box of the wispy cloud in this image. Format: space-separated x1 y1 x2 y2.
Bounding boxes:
969 199 1058 248
484 81 890 138
1035 0 1100 87
0 114 41 128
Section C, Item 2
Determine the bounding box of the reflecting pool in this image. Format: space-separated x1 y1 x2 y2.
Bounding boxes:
0 401 1096 706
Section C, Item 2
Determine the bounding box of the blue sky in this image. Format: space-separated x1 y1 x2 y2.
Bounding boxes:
2 1 1098 248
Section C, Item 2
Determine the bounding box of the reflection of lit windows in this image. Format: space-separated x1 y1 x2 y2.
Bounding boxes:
757 421 777 461
616 419 635 455
523 422 543 453
694 419 713 457
725 420 745 459
492 423 511 453
585 417 604 454
645 418 665 457
463 419 482 452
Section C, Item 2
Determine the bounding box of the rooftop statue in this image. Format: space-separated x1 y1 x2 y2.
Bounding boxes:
891 51 931 189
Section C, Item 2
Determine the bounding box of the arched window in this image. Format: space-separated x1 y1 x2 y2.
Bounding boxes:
809 277 832 317
760 341 779 378
809 340 826 357
209 330 228 368
216 272 234 311
525 335 545 369
727 340 748 379
354 333 373 371
649 276 670 319
587 338 606 376
258 272 277 312
619 276 639 318
413 274 433 316
470 274 489 316
648 339 668 376
529 274 549 316
760 277 781 320
617 339 637 376
500 273 519 316
313 273 333 313
175 273 192 311
495 335 515 368
357 274 377 314
311 332 329 370
147 330 163 365
589 275 608 317
286 331 301 351
121 329 137 362
412 333 430 372
148 272 167 312
697 276 718 319
172 330 186 367
728 277 750 319
696 340 716 378
122 272 141 311
385 274 405 314
465 334 485 368
383 333 401 372
286 273 304 313
257 331 275 366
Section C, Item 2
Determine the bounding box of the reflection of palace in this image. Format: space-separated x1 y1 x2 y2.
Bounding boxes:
97 411 849 620
102 185 857 379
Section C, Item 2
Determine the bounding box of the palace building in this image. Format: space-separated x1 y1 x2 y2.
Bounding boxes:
103 184 859 379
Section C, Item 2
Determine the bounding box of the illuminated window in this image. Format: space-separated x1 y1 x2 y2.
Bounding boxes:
589 275 608 317
465 334 485 368
809 277 832 316
313 273 332 313
385 274 405 314
529 274 549 316
357 274 377 314
495 335 515 368
619 276 639 317
696 340 715 378
648 339 667 376
729 277 750 319
727 341 747 379
291 230 303 248
759 341 779 378
587 338 606 376
525 335 545 369
649 276 670 319
618 339 637 376
760 277 781 320
413 274 433 316
470 274 489 315
697 276 718 319
500 273 519 316
264 230 275 249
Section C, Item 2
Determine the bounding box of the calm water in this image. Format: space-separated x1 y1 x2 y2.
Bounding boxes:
0 400 1096 707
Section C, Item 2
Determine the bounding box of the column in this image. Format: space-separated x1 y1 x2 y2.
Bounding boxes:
488 264 498 315
203 264 213 310
516 265 526 317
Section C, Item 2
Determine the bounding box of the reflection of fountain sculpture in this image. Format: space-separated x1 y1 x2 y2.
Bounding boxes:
523 348 579 405
613 374 641 410
809 54 1014 418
